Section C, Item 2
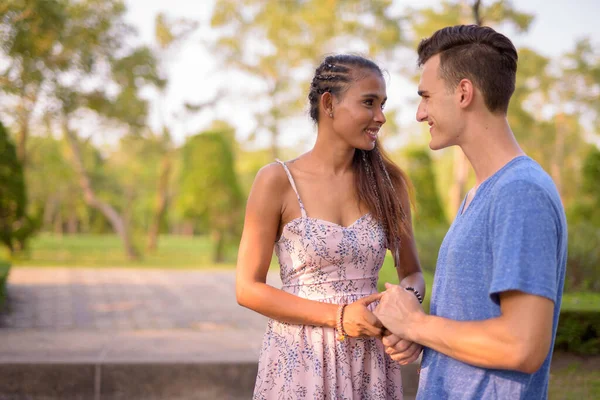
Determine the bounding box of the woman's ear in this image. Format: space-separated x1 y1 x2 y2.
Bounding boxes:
321 92 334 117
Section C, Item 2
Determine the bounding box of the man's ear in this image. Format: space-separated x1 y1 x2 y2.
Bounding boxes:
457 78 474 109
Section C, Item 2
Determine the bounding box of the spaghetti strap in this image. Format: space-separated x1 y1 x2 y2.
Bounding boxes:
275 159 307 218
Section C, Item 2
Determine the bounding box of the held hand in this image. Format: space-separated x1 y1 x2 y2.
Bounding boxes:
382 332 423 365
343 293 384 338
374 283 424 339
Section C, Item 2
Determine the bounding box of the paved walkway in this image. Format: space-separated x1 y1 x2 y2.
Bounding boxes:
0 268 277 363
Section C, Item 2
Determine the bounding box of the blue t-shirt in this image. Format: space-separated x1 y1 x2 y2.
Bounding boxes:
417 156 567 400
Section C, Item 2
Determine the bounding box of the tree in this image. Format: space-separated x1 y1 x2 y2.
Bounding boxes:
0 121 26 252
146 12 200 251
0 0 68 167
211 0 405 158
175 130 243 263
1 0 163 260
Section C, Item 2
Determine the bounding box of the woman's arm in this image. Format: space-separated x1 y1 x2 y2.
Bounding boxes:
236 164 382 337
395 188 425 297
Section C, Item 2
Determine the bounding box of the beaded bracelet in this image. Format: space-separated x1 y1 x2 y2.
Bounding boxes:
336 304 348 342
405 287 424 304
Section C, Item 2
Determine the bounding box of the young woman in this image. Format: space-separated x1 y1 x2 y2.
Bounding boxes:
236 54 425 399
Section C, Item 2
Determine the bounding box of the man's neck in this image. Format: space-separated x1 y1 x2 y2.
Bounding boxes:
459 117 525 186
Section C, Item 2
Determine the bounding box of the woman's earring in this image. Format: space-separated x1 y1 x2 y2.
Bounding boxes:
329 112 333 118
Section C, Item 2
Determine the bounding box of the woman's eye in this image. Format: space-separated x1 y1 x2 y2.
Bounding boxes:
364 100 373 106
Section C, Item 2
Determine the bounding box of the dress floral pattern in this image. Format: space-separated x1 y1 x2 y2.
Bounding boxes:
253 160 403 400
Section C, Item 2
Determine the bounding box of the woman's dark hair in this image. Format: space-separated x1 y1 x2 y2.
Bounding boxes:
308 54 412 267
417 25 518 114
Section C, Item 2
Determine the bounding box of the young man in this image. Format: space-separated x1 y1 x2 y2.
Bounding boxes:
374 25 568 399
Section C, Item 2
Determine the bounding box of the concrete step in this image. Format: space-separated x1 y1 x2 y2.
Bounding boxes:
0 362 257 400
0 362 417 400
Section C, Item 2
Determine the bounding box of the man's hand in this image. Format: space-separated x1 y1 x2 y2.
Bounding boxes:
382 331 423 365
374 283 425 340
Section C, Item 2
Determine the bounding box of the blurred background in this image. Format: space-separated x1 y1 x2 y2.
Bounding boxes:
0 0 599 398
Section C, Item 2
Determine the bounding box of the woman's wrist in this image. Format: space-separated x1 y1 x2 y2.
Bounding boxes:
336 304 348 341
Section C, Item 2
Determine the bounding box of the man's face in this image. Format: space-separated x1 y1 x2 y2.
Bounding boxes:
416 55 462 150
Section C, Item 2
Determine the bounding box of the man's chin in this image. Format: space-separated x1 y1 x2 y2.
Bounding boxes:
429 138 454 151
428 140 444 151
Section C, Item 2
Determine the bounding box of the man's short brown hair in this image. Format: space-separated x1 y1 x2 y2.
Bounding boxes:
417 25 518 114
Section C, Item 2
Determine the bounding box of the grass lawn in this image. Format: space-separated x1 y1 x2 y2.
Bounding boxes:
549 352 600 399
562 292 600 311
5 233 238 269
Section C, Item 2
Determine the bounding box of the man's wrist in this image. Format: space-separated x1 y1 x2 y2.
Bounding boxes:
407 312 429 343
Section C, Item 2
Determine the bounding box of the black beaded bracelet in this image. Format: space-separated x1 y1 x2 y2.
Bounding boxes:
405 287 423 304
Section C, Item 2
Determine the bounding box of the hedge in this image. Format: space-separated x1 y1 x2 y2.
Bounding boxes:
555 311 600 355
0 260 10 309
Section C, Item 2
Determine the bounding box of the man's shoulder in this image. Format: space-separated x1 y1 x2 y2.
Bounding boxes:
492 157 560 204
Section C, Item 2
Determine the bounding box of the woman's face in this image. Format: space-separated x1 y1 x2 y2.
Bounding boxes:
330 70 387 151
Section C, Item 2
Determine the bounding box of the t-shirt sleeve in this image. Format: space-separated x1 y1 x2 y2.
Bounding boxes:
489 180 561 304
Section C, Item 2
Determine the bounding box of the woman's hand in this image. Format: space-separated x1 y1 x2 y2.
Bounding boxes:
342 293 385 338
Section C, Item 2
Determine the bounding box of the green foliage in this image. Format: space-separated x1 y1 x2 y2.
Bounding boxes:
413 225 448 274
581 146 600 210
555 311 600 355
0 121 26 251
563 222 600 292
404 147 447 228
565 147 600 292
176 130 243 262
0 259 9 310
562 292 600 312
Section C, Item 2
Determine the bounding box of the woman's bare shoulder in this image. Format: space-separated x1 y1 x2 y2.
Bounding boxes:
253 161 288 190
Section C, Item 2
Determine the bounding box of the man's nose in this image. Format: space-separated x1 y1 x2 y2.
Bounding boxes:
416 102 427 122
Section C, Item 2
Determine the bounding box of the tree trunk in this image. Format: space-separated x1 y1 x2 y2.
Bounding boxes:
449 147 470 218
270 128 278 160
54 211 63 236
551 113 565 200
147 154 171 251
63 120 140 260
17 121 29 167
67 211 78 234
212 229 225 263
182 221 194 237
472 0 483 25
43 195 59 231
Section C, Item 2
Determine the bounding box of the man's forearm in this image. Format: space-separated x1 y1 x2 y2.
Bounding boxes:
402 314 542 373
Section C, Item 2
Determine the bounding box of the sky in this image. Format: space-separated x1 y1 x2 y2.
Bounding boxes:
123 0 600 150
